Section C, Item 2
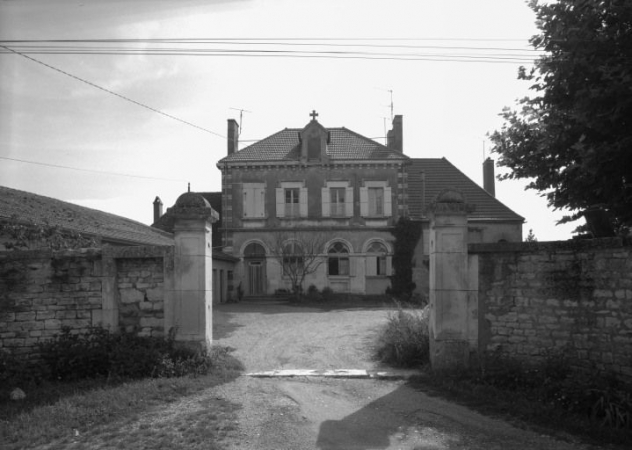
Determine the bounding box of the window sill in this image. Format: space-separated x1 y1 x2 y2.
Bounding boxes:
327 275 350 279
242 216 267 220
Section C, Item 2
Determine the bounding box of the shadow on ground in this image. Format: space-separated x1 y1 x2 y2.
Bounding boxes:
316 383 462 450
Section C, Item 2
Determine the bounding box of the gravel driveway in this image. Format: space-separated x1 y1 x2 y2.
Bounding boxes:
212 300 601 450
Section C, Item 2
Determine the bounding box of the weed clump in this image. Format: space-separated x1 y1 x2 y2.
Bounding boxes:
373 306 429 368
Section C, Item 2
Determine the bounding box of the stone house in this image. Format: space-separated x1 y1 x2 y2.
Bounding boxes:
212 112 523 297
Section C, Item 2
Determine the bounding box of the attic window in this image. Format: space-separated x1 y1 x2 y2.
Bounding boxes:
308 136 320 160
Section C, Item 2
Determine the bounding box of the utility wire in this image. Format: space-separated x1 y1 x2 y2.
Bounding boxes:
0 45 225 138
1 156 188 182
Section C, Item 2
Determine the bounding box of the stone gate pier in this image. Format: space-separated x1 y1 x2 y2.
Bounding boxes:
427 190 478 370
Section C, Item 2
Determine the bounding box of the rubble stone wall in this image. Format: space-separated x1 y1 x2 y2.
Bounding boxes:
471 238 632 383
0 246 172 358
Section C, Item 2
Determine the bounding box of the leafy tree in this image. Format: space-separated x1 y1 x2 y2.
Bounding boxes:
267 231 328 297
525 229 538 242
489 0 632 235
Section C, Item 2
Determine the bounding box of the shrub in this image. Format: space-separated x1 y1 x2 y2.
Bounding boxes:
373 307 429 368
0 350 45 395
466 350 632 430
321 286 334 302
34 327 236 382
305 284 321 302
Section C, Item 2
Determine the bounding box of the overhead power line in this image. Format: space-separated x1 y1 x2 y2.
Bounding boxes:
1 156 188 182
0 45 225 138
0 38 542 64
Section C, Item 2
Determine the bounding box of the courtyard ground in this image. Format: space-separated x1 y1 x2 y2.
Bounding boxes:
210 299 601 450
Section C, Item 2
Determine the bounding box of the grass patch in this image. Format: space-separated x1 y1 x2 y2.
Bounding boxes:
372 306 429 368
0 346 244 449
411 356 632 448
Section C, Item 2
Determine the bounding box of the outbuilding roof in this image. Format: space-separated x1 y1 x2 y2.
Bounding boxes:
0 186 174 246
407 158 524 222
218 127 408 163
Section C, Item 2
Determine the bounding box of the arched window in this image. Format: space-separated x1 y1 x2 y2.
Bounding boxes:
328 242 350 276
282 241 304 276
366 242 387 276
244 242 266 258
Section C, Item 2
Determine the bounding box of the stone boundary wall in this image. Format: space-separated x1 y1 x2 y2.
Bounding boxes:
0 246 174 358
470 238 632 382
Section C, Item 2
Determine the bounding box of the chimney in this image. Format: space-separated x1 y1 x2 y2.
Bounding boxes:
387 115 403 153
483 157 496 197
153 196 163 223
227 119 239 156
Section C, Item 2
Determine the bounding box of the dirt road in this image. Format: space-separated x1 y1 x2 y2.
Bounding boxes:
212 300 599 450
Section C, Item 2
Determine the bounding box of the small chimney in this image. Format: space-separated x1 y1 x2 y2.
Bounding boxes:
483 158 496 197
227 119 239 156
153 196 163 223
387 115 403 153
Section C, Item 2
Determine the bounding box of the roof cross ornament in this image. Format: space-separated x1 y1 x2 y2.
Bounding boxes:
310 110 319 121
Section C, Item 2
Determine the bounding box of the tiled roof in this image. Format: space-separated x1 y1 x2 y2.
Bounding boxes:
0 186 174 246
218 127 408 163
407 159 524 222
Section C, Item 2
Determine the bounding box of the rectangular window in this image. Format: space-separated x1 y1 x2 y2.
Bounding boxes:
285 188 300 217
330 188 346 217
328 257 350 276
368 187 384 216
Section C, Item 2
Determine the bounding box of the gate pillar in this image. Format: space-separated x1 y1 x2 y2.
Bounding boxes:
169 192 218 348
427 190 478 370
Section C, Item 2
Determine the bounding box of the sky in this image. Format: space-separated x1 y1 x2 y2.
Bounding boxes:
0 0 579 241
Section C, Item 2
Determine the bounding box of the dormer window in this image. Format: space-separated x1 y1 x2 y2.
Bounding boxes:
299 110 329 164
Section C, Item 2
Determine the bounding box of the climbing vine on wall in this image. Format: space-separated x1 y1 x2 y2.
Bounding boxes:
389 217 422 298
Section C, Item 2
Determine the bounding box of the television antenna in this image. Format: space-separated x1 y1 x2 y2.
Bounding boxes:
374 87 394 122
229 107 252 135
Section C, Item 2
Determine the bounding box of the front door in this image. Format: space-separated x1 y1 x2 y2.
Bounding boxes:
248 261 264 295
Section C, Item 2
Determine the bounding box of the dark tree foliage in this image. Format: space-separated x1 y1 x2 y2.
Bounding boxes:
489 0 632 233
389 217 422 298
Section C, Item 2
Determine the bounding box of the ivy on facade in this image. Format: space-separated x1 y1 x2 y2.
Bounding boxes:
389 217 422 298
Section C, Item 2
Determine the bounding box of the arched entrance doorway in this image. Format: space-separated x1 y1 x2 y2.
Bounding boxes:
244 242 266 296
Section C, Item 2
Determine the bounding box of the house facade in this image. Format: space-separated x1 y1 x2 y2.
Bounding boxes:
213 112 524 297
217 113 410 296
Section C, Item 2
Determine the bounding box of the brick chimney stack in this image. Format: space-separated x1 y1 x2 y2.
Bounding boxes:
227 119 239 156
483 157 496 197
387 115 403 153
153 196 163 223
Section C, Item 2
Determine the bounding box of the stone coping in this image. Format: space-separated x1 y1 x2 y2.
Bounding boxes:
469 237 628 254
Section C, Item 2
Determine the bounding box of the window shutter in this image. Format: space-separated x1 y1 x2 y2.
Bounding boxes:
256 188 265 217
299 187 308 217
243 187 253 217
321 187 330 217
383 187 392 217
349 255 356 277
386 256 393 276
276 188 285 218
359 187 368 217
345 187 354 217
365 256 376 276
